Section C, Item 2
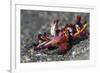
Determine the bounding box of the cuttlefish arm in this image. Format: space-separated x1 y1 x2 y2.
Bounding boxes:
36 41 48 48
44 36 61 47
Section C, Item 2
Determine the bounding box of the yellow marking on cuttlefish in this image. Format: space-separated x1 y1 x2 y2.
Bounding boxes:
74 22 88 37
